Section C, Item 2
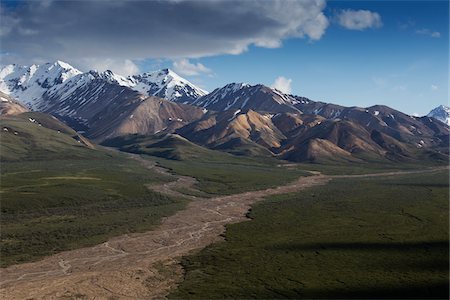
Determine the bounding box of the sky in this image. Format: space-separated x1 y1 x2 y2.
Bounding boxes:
0 0 448 115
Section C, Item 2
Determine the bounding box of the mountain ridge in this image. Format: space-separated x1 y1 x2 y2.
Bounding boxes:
0 62 207 109
1 60 448 163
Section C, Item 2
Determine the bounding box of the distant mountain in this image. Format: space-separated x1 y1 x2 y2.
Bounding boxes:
85 95 205 142
175 106 449 163
0 61 207 110
0 62 207 141
45 79 205 142
427 105 450 126
0 61 82 110
126 69 208 103
192 83 304 113
177 108 283 156
94 68 208 103
1 60 448 164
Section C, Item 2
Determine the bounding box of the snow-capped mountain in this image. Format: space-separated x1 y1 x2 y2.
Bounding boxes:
0 61 207 110
127 69 208 103
0 61 82 110
0 61 208 141
89 68 208 103
427 105 450 126
193 83 303 113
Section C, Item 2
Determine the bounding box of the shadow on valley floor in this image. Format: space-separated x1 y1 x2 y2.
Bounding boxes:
386 183 449 188
291 282 450 299
267 240 449 252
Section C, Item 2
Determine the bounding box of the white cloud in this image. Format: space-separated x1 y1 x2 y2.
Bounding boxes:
271 76 292 94
416 28 441 38
337 9 382 31
431 84 438 91
0 0 329 68
172 59 212 76
79 58 140 76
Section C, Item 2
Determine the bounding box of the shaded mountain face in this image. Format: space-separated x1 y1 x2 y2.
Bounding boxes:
427 105 450 126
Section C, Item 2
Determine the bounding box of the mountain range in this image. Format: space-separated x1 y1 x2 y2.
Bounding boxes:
1 61 448 163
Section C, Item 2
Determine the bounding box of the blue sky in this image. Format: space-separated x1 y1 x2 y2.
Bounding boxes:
139 1 449 115
1 0 448 115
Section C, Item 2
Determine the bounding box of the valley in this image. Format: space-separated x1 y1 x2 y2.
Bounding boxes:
0 60 448 299
173 169 449 299
1 149 446 299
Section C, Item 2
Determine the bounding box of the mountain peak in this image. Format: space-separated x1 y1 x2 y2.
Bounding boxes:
53 60 76 70
427 105 450 126
128 68 208 102
192 82 301 113
0 61 82 109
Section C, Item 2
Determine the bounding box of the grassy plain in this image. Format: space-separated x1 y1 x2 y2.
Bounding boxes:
0 155 185 267
172 171 449 299
1 116 185 267
103 133 311 195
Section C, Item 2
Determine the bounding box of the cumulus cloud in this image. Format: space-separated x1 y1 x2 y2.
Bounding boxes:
337 9 382 31
431 84 438 91
271 76 292 94
0 0 329 70
172 59 212 76
416 28 441 38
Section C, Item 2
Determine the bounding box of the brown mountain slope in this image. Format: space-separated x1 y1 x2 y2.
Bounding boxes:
177 109 286 152
271 113 325 136
281 138 359 163
87 96 204 142
0 92 29 116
